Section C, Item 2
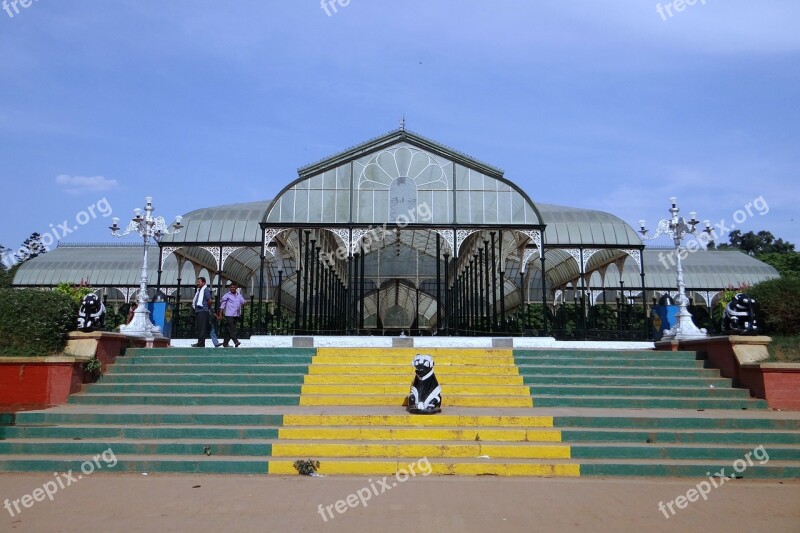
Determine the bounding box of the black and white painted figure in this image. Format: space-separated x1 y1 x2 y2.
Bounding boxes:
77 294 106 332
407 354 441 414
722 293 760 335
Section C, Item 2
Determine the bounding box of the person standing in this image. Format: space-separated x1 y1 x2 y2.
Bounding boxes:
191 277 213 347
220 281 247 347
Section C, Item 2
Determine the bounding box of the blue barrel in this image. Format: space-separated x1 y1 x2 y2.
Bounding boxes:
650 305 679 341
147 302 173 339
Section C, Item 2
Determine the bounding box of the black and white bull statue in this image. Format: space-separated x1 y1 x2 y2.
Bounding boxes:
407 354 441 414
722 293 760 335
77 293 106 332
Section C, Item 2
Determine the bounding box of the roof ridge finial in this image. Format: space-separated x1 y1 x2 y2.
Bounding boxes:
400 114 406 131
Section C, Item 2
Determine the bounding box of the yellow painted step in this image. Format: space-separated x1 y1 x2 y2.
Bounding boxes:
316 348 513 357
311 356 515 365
267 460 580 477
283 414 554 427
271 442 571 459
308 365 520 376
304 374 525 385
278 427 563 442
300 384 530 396
299 395 534 408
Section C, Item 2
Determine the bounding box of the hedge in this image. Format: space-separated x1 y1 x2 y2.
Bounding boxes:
749 276 800 336
0 288 76 356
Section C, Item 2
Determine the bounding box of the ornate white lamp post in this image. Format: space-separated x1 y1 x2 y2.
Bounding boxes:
639 197 712 341
110 196 183 337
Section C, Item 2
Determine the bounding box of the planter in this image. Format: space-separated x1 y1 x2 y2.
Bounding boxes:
0 331 166 412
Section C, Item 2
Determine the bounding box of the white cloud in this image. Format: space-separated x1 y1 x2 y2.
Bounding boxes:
55 175 120 195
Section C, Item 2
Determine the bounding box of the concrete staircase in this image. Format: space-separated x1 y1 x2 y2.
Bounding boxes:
1 346 798 477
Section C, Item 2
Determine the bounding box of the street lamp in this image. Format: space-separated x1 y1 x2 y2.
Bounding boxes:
639 197 713 340
110 196 183 337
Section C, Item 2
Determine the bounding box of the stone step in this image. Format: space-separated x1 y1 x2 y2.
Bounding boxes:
84 384 304 395
516 366 721 377
560 429 800 445
298 394 533 408
109 364 310 374
513 356 704 368
533 396 767 410
526 385 749 399
0 425 281 440
113 355 314 365
522 376 733 387
67 394 301 406
513 350 697 359
101 373 308 384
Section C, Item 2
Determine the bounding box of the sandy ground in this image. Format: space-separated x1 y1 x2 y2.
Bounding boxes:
1 474 798 533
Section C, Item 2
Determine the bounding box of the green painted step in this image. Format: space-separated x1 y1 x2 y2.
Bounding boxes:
67 394 301 406
0 441 274 456
517 366 722 377
112 355 314 365
84 384 303 395
514 356 704 368
0 426 279 440
0 456 267 474
513 350 697 358
4 413 284 426
569 444 799 461
100 374 307 384
534 397 767 409
579 462 800 479
523 376 733 387
527 385 750 399
554 416 800 430
561 430 800 445
125 348 316 356
108 365 310 374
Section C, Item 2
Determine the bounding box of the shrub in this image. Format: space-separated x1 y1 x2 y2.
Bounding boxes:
0 288 76 356
749 277 800 336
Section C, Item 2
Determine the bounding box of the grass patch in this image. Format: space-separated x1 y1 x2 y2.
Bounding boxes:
766 335 800 363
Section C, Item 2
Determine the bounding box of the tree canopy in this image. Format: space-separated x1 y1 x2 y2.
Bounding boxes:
717 230 795 255
716 230 798 278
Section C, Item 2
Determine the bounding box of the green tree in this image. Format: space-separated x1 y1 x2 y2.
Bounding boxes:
756 252 800 278
718 230 795 255
17 232 48 262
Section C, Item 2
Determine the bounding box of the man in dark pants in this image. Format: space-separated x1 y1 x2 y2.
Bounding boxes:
191 277 213 347
220 281 247 347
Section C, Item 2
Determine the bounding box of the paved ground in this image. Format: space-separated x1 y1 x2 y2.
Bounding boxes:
1 474 798 532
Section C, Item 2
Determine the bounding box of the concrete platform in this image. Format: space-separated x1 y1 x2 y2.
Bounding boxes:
170 336 656 350
1 473 798 532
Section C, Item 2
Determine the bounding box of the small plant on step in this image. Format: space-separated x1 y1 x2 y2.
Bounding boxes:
293 459 320 476
84 357 102 374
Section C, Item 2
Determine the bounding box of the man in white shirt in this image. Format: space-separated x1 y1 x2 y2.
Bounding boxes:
190 277 213 347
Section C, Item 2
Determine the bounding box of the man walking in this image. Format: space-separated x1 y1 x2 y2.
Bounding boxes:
220 281 247 347
191 277 213 347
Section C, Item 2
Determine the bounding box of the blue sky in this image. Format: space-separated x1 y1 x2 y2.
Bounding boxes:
1 0 798 257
